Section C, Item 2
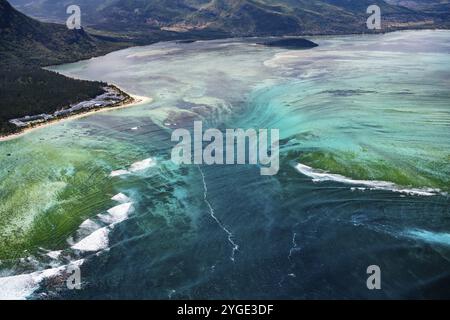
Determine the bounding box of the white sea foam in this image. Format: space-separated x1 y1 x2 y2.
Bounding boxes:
71 227 110 252
79 219 100 231
0 260 84 300
129 158 156 172
111 193 131 203
46 251 62 260
263 51 315 68
70 197 133 254
110 170 129 177
404 229 450 247
75 219 101 241
109 158 156 177
98 203 133 225
295 163 442 196
0 267 62 300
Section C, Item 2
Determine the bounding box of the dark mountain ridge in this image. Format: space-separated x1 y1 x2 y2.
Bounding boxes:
1 0 449 135
9 0 448 37
0 0 128 67
0 0 129 135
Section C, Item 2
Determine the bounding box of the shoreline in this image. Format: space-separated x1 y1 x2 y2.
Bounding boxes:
44 29 447 72
0 91 152 142
0 29 443 144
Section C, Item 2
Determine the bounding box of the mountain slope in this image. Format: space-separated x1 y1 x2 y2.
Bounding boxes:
9 0 444 36
385 0 450 23
0 0 127 66
385 0 448 10
0 0 128 135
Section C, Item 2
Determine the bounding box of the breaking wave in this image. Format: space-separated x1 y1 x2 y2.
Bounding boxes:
110 158 156 177
0 259 84 300
404 229 450 247
0 192 134 299
295 163 444 197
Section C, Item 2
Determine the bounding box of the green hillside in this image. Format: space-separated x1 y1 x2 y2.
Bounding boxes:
0 0 128 135
9 0 445 37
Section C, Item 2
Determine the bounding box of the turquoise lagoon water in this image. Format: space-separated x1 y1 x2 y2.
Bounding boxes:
0 30 449 299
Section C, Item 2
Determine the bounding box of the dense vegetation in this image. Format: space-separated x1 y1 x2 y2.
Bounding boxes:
9 0 449 37
2 0 449 135
0 0 129 135
0 66 107 135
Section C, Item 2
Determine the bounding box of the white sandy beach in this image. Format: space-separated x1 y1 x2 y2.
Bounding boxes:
0 93 152 142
